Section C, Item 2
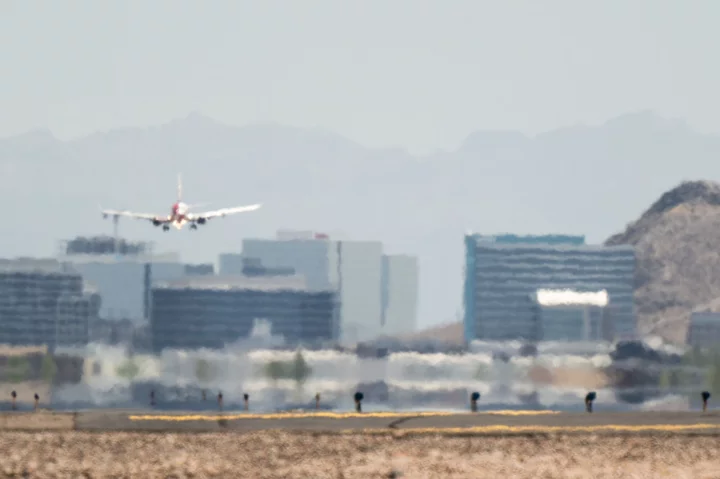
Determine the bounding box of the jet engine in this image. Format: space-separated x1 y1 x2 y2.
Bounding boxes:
197 218 207 225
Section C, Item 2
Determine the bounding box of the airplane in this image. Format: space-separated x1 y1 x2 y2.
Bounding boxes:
101 174 261 231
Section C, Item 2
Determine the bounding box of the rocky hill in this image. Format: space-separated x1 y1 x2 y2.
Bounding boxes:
605 180 720 343
412 180 720 345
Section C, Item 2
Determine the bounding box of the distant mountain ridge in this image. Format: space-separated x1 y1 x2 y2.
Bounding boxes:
2 110 720 333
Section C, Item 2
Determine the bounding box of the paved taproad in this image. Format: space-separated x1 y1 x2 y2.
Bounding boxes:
47 409 720 434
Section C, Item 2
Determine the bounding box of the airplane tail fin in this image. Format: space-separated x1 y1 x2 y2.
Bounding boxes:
177 173 183 202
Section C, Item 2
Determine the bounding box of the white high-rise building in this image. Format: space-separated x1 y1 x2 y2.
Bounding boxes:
380 254 419 337
333 239 384 343
233 231 418 344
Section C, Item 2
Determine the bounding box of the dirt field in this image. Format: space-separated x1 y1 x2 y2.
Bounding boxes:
0 431 719 478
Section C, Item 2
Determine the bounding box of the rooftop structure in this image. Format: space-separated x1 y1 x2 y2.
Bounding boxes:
275 230 330 240
469 233 586 246
63 236 151 256
0 258 73 273
154 274 310 291
184 263 215 276
241 257 295 277
57 236 180 263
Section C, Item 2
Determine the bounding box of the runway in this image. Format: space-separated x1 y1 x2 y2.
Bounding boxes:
3 409 720 435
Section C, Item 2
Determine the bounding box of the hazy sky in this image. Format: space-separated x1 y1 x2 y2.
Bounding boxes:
1 0 717 154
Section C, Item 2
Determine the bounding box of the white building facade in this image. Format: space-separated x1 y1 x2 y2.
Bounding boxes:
234 231 418 344
381 255 419 337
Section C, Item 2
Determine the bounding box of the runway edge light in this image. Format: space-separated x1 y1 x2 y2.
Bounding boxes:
585 392 597 413
354 392 364 413
470 392 481 412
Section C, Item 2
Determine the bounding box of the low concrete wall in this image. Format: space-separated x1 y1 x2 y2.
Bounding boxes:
0 412 75 430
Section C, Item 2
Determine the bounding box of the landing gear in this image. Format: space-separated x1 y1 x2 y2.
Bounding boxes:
190 224 198 230
162 225 170 232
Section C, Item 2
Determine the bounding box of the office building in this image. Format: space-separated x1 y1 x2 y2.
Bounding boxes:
241 257 296 277
218 253 244 275
58 236 185 321
463 233 636 343
687 312 720 349
89 318 136 345
240 233 338 290
150 275 337 352
238 232 387 343
380 255 419 336
336 240 384 342
0 259 100 349
234 231 420 343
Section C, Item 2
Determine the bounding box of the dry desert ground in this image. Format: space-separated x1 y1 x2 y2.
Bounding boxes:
1 431 719 478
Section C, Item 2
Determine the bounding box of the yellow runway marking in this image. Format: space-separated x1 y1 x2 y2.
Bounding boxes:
341 424 720 435
128 410 559 422
480 410 559 416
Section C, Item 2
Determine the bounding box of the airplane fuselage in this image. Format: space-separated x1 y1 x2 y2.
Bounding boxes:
170 201 190 229
101 173 261 231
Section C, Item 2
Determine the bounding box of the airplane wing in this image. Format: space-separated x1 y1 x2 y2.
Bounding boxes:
101 208 169 223
188 203 262 222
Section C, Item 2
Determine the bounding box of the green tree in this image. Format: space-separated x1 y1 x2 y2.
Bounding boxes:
694 346 708 367
290 350 312 402
195 359 214 384
116 358 140 380
709 356 720 393
41 355 57 383
264 360 288 382
669 369 682 388
6 356 30 383
474 364 490 380
291 350 311 386
403 364 423 378
658 369 671 390
682 347 703 369
264 351 313 387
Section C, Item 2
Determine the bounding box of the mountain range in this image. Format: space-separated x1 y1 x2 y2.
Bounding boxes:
2 110 720 332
